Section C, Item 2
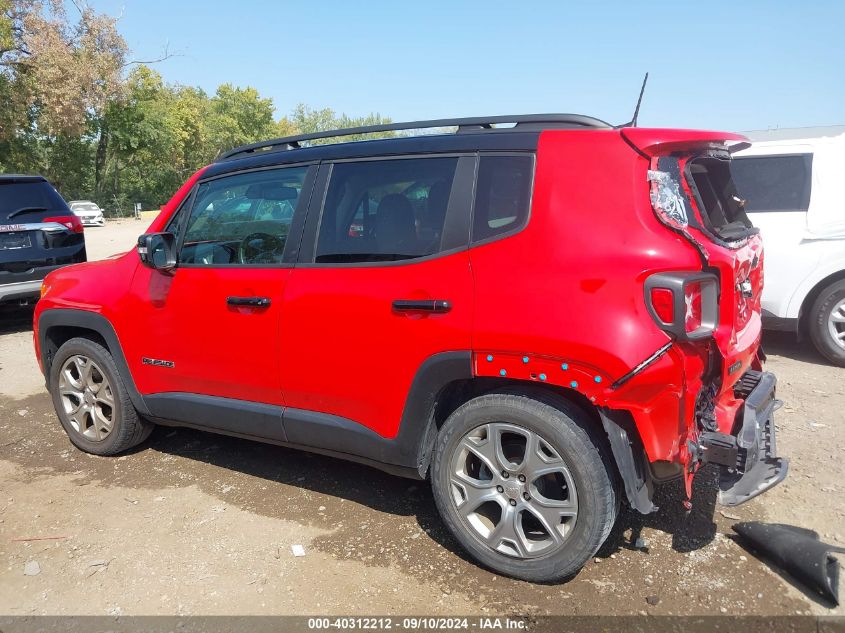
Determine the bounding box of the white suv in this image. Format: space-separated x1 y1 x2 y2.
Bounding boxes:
732 126 845 366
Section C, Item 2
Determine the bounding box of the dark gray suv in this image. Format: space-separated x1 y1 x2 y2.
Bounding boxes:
0 175 87 304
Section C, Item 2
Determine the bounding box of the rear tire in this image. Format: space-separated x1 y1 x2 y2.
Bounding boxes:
431 392 618 582
49 337 152 455
808 279 845 367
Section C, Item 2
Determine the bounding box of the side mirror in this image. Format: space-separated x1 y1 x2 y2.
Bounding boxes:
138 232 177 272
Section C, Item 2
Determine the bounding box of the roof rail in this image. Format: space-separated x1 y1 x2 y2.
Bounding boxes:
217 113 612 161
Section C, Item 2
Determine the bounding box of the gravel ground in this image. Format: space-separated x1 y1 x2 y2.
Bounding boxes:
0 220 842 616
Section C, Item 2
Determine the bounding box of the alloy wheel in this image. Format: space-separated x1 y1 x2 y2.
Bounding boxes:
449 422 578 559
58 354 115 441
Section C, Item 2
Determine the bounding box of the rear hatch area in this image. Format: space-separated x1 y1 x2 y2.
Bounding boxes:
0 177 86 290
622 130 765 385
623 128 785 504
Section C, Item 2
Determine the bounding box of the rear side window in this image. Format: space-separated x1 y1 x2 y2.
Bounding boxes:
730 154 812 213
472 155 533 243
0 180 69 222
316 157 458 263
180 166 308 265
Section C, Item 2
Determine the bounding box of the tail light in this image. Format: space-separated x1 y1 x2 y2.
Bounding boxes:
645 272 719 340
648 169 689 230
44 215 84 234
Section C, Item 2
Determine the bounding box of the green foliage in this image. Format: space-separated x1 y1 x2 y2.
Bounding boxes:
0 3 395 214
282 104 395 145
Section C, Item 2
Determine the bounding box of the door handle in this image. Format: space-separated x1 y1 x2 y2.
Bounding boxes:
227 296 271 308
392 299 452 313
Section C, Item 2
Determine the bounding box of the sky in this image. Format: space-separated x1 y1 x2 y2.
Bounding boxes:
85 0 845 131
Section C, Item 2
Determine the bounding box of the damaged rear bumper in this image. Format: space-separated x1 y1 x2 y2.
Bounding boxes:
699 371 788 506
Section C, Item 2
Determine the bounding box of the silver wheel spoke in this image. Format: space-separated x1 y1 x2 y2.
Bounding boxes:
96 386 114 408
451 476 498 513
90 410 101 440
93 404 113 431
61 367 84 391
459 430 501 475
74 357 92 386
522 432 563 475
56 355 114 442
488 505 529 557
523 504 565 547
490 423 527 472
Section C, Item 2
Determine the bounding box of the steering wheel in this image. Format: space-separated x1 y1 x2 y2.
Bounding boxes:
238 232 284 264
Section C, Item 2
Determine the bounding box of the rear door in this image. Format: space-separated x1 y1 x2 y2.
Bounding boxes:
279 155 475 444
0 177 85 289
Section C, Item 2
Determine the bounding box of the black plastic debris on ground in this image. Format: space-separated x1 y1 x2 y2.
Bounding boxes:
733 521 844 606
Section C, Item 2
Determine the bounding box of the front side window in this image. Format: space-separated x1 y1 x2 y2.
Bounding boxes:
315 157 459 263
180 166 308 265
472 155 533 242
730 154 812 213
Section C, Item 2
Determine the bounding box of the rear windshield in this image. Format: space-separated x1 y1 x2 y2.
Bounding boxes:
0 180 69 222
685 156 756 242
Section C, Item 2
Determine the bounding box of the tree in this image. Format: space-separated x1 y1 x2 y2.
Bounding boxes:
207 84 276 157
0 2 397 212
1 0 126 138
280 104 395 144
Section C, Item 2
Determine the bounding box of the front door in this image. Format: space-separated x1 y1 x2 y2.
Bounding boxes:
125 164 314 407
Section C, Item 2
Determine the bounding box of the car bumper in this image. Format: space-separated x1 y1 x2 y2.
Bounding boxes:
0 279 42 303
700 371 788 506
79 217 105 226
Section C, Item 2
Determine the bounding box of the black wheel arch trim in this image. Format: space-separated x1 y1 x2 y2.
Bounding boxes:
280 350 473 477
37 308 151 416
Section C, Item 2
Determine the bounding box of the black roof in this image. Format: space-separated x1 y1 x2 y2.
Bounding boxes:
206 113 610 180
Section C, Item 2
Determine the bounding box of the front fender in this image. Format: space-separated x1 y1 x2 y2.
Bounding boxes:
36 308 150 416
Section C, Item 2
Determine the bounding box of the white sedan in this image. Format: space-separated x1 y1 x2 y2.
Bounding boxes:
68 200 106 227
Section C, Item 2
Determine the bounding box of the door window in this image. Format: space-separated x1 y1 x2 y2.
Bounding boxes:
180 166 308 265
315 157 459 263
472 155 533 242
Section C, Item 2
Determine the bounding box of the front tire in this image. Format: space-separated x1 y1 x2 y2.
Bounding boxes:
49 337 152 455
808 279 845 367
431 392 618 582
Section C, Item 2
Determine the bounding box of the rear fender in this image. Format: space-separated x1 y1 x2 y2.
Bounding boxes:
473 349 687 514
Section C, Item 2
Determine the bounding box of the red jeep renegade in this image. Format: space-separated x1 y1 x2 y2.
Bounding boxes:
33 114 787 581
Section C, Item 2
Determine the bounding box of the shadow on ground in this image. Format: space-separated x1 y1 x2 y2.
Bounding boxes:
0 388 723 560
1 391 812 613
763 330 832 366
0 304 35 335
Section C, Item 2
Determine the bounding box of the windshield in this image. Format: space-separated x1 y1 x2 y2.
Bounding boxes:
71 202 100 211
0 180 69 222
